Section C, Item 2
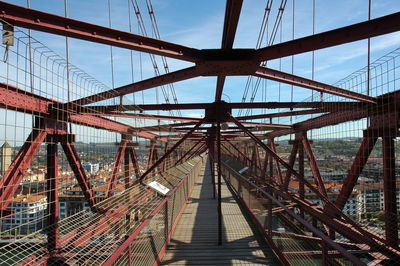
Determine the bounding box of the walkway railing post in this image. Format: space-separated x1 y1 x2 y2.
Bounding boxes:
217 121 222 246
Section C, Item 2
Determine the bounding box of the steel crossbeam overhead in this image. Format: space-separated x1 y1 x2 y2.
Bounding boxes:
0 83 162 141
0 1 202 62
1 1 399 107
256 11 400 61
236 109 326 120
215 0 244 101
266 90 400 138
1 0 400 264
254 66 377 103
92 101 369 111
69 66 201 106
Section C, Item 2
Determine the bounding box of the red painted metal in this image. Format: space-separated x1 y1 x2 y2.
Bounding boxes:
146 141 157 171
266 91 400 139
216 122 223 246
65 189 153 249
236 109 324 120
298 140 305 219
61 142 96 209
0 0 399 263
103 164 198 266
107 140 128 197
174 140 203 166
0 129 47 211
46 140 60 253
301 132 328 197
215 0 244 101
129 147 141 179
90 112 201 122
139 118 205 181
270 140 283 185
70 66 200 106
222 163 365 265
97 101 367 111
0 1 201 62
69 114 160 140
256 11 400 61
334 134 378 210
283 140 299 190
382 135 398 248
0 82 51 114
0 83 162 141
124 143 132 189
229 115 342 211
254 66 376 103
207 138 217 199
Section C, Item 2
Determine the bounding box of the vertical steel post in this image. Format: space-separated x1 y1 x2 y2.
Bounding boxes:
207 137 216 199
268 140 273 180
298 140 305 219
382 135 398 248
124 145 131 190
46 140 60 252
210 154 216 199
267 191 273 236
217 122 222 245
140 118 205 181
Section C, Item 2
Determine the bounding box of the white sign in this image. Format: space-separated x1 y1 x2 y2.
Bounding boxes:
238 166 249 174
147 181 170 195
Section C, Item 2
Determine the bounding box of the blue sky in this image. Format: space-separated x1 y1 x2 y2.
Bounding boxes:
5 0 400 106
1 0 400 143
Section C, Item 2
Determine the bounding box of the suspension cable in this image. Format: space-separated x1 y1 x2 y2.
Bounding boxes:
241 0 287 117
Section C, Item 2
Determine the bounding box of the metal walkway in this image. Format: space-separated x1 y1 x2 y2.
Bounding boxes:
161 159 279 265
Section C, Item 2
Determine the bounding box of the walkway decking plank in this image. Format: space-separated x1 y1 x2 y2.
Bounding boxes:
161 159 279 265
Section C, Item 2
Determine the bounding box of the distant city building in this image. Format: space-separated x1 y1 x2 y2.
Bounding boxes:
0 141 12 176
83 162 99 173
1 195 47 234
59 184 125 219
59 189 91 219
355 182 400 220
288 181 358 218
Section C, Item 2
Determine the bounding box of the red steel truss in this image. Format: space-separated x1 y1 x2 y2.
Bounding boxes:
0 0 400 265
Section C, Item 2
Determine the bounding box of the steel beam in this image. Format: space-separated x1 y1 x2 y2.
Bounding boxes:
283 141 299 190
96 101 366 111
270 140 283 184
301 132 328 197
0 1 201 62
217 121 223 245
0 83 162 141
382 135 398 248
236 109 325 120
89 112 201 122
0 129 47 211
61 142 96 209
46 140 60 253
69 66 200 106
256 12 400 61
139 118 205 181
0 82 51 114
335 134 377 210
129 148 141 179
174 139 203 166
215 0 243 101
106 140 128 197
255 66 376 103
222 163 365 265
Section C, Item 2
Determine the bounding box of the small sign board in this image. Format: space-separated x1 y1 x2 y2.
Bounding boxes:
147 181 170 195
238 166 249 174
